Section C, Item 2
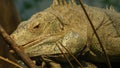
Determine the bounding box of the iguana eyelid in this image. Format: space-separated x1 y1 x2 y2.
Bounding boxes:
33 23 40 29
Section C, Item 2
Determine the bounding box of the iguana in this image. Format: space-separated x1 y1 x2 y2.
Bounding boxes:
10 0 120 68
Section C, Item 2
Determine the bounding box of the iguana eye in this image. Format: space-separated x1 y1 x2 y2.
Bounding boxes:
33 23 40 29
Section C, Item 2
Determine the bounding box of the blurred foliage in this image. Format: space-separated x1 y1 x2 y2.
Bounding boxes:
14 0 120 20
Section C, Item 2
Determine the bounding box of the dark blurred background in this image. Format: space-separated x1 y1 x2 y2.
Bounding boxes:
14 0 120 20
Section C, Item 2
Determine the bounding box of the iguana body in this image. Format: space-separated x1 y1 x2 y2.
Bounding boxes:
10 0 120 67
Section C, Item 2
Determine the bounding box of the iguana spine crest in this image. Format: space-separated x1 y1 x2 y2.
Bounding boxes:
52 0 77 6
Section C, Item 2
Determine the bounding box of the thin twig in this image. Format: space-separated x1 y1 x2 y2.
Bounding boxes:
78 0 112 68
56 43 74 68
0 25 37 68
58 42 84 68
0 56 22 68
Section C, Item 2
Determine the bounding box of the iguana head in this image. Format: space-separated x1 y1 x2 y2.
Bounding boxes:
10 1 86 58
10 11 64 56
11 10 64 46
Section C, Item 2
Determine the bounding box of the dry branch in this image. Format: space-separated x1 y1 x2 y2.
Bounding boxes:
0 56 22 68
56 43 74 68
0 25 37 68
57 42 84 68
78 0 112 68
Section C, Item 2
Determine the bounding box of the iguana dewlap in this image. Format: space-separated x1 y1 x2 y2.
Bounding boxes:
10 0 120 63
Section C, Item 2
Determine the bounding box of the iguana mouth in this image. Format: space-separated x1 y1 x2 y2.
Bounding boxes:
21 34 63 49
21 35 49 48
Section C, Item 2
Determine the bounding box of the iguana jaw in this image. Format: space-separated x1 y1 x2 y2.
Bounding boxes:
11 32 72 62
10 32 66 56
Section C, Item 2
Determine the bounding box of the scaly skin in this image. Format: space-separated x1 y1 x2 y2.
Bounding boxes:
10 0 120 67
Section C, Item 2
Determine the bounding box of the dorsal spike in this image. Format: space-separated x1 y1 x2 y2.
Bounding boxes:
106 5 115 12
59 0 63 5
109 5 115 12
52 0 59 6
63 0 67 5
70 0 76 5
